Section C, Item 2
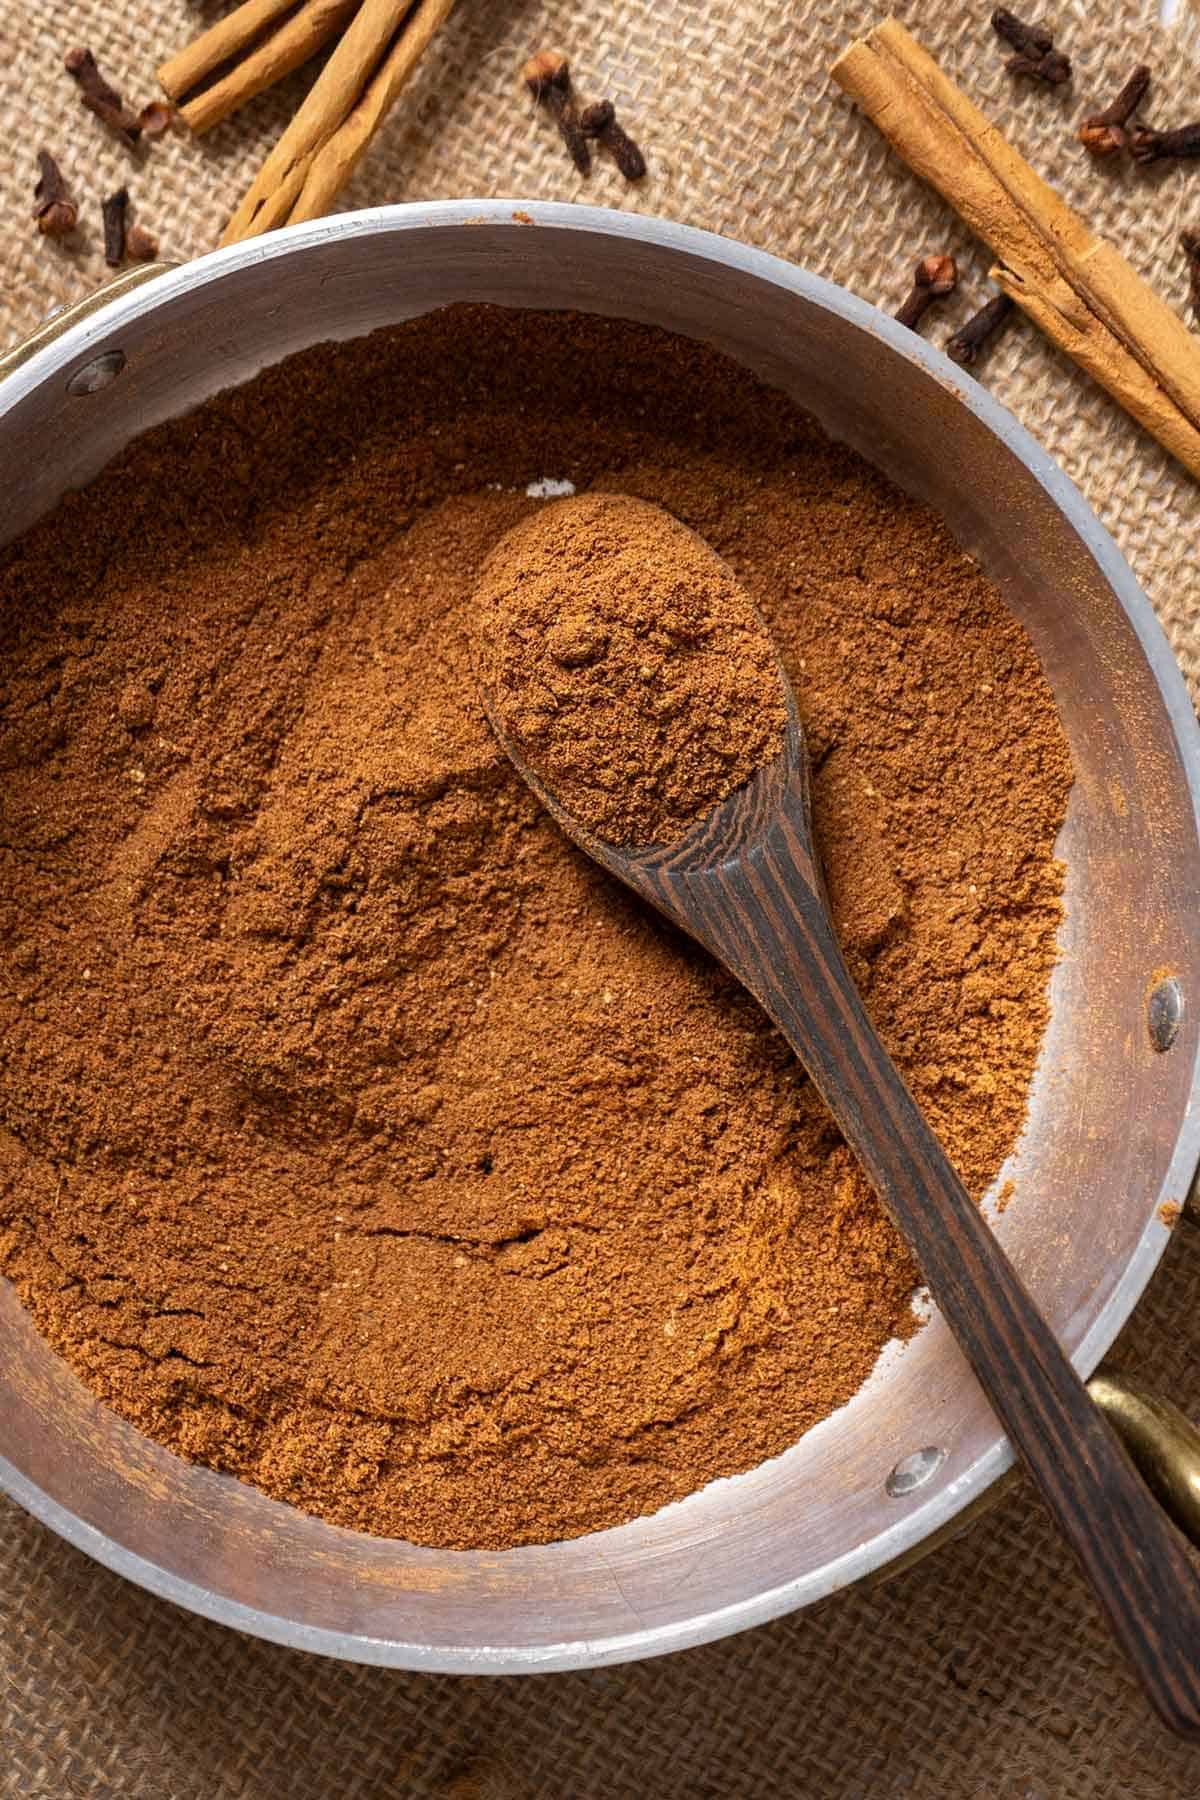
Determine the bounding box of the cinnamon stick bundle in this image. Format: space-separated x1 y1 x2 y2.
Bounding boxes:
288 0 457 224
161 0 360 135
222 0 413 243
832 18 1200 481
163 0 458 238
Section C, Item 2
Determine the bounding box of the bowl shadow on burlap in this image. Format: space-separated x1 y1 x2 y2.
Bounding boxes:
12 1219 1200 1800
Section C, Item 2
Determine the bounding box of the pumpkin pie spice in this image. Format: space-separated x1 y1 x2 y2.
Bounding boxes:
0 307 1071 1549
474 491 788 845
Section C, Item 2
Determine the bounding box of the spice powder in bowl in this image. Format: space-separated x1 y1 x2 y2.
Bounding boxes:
0 306 1072 1550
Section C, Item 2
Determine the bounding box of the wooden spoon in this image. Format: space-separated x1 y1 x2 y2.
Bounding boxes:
476 501 1200 1737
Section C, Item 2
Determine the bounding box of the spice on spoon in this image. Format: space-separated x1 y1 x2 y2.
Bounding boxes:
32 151 77 238
1078 63 1151 158
990 8 1071 85
894 254 958 331
474 493 787 847
523 50 591 176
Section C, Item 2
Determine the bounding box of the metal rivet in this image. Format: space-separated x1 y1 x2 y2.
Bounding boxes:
885 1445 946 1497
66 350 126 396
1147 976 1183 1054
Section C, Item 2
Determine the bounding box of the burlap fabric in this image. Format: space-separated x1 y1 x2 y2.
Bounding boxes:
3 1 1200 1793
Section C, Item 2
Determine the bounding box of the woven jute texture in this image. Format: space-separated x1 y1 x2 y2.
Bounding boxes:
3 2 1200 1795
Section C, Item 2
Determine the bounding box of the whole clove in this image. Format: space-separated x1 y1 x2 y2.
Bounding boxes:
1078 64 1151 158
580 99 647 181
32 150 78 238
137 100 176 140
946 294 1016 366
126 222 160 262
990 9 1071 86
895 254 958 331
1129 121 1200 167
101 187 129 266
64 47 143 148
523 50 590 176
1182 232 1200 325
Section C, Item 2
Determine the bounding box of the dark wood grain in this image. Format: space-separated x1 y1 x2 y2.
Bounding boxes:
497 702 1200 1739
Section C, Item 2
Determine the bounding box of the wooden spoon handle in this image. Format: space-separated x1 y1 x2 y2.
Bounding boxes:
670 822 1200 1737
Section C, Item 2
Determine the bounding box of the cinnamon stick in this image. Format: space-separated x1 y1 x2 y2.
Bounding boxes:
287 0 457 226
159 0 297 100
170 0 360 135
221 0 414 244
832 18 1200 482
246 155 317 237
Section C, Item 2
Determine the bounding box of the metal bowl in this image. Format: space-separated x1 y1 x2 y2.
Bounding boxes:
2 201 1199 1673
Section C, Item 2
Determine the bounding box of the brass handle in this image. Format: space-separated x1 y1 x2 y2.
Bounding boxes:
0 263 177 385
1089 1370 1200 1550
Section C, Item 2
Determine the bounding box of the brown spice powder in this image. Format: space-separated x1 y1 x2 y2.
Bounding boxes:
0 306 1072 1550
474 492 788 845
